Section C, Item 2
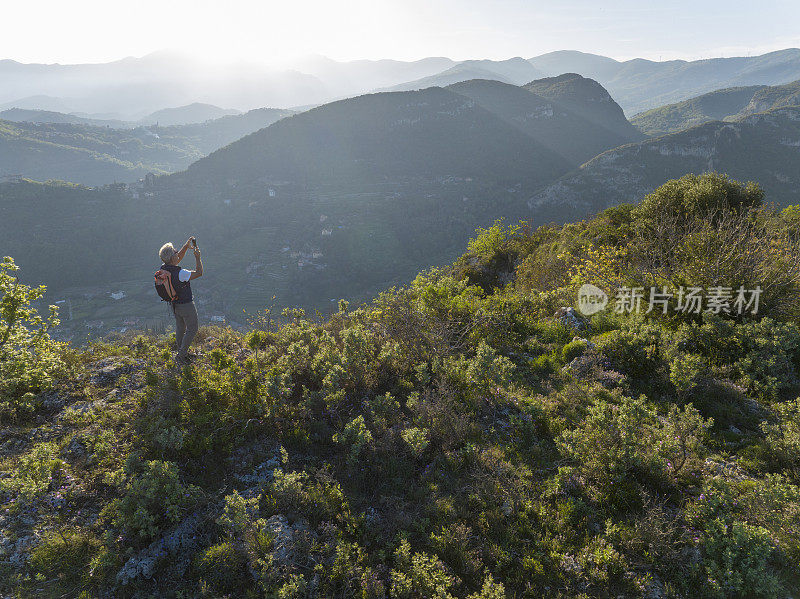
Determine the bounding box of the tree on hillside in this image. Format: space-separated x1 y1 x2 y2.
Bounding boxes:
576 173 800 319
0 256 65 420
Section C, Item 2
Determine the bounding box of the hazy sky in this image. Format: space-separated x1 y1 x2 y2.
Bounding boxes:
3 0 799 65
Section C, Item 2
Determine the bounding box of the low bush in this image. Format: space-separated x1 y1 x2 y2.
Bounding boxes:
29 530 103 592
0 441 64 502
109 459 201 542
0 256 67 421
561 338 588 363
762 398 800 479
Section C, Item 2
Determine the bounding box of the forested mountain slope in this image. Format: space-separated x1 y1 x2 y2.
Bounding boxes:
632 79 800 136
522 73 644 142
0 107 294 185
631 86 765 136
447 79 640 164
531 106 800 220
180 87 571 187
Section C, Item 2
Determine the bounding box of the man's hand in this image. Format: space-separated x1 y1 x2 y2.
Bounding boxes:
193 246 201 257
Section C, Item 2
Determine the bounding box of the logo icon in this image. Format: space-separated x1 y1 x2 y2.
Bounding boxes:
577 284 608 315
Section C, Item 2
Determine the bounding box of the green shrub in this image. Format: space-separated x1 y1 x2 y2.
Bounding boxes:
466 576 506 599
111 460 201 542
429 522 483 586
390 539 459 599
557 393 711 503
575 537 628 589
557 393 656 493
0 441 63 502
669 353 706 394
465 341 515 397
466 219 519 259
211 490 276 593
596 324 665 388
368 391 402 433
634 172 763 224
195 540 249 595
267 470 350 527
762 398 800 479
697 519 783 598
217 489 261 537
340 323 380 388
527 353 559 380
562 338 588 363
277 573 308 598
409 381 477 452
0 256 66 421
401 427 430 458
529 320 573 345
29 530 103 591
328 540 367 595
174 362 269 456
732 319 800 402
686 475 800 570
333 415 373 462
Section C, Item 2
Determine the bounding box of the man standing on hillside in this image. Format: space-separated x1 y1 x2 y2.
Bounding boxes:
158 237 203 364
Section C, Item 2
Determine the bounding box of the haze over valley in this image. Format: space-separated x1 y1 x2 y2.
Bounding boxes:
7 48 800 117
7 46 800 339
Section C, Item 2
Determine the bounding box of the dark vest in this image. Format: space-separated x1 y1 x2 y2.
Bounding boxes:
160 264 193 304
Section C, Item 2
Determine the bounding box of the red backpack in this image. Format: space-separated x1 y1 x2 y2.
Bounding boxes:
154 269 177 302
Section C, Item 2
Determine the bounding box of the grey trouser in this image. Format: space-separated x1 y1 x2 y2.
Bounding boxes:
173 301 199 357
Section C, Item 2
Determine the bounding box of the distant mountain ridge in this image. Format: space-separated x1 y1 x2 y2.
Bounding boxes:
739 79 800 116
1 103 256 129
6 48 800 117
0 72 643 186
530 105 800 219
0 71 647 189
139 103 241 126
380 58 544 92
0 53 328 116
280 55 455 97
381 64 515 92
0 108 130 128
632 78 800 136
528 48 800 115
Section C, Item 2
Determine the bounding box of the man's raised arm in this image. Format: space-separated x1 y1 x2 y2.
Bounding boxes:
189 246 203 280
175 237 194 263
